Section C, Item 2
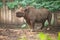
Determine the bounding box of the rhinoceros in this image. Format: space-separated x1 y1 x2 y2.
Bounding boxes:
16 6 52 31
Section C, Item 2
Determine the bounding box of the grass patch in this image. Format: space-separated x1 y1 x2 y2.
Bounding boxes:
38 32 51 40
58 32 60 40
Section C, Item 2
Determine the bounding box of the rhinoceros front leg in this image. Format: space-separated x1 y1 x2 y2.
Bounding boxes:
40 19 46 30
29 21 35 31
26 19 35 31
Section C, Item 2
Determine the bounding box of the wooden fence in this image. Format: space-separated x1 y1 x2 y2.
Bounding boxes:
54 11 60 26
0 5 25 28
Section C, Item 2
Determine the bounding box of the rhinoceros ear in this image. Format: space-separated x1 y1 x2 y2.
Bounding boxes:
24 8 29 13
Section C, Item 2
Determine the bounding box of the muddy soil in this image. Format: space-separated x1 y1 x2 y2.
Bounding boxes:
0 26 59 40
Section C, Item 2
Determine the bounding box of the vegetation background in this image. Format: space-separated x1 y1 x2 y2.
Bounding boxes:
0 0 59 26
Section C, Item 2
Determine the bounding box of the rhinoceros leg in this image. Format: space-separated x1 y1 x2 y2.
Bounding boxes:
40 19 46 30
29 20 36 31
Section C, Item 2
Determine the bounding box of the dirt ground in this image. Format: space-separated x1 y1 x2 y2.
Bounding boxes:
0 26 59 40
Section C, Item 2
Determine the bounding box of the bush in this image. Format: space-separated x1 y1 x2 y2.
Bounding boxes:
5 0 60 11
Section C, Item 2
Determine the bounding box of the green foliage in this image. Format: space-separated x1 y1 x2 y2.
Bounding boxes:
38 32 51 40
14 0 23 2
16 0 60 12
6 1 18 9
0 0 2 2
0 2 3 8
0 0 60 11
58 32 60 40
18 0 27 7
38 32 47 40
44 20 49 26
0 0 3 8
34 1 60 12
18 0 34 7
